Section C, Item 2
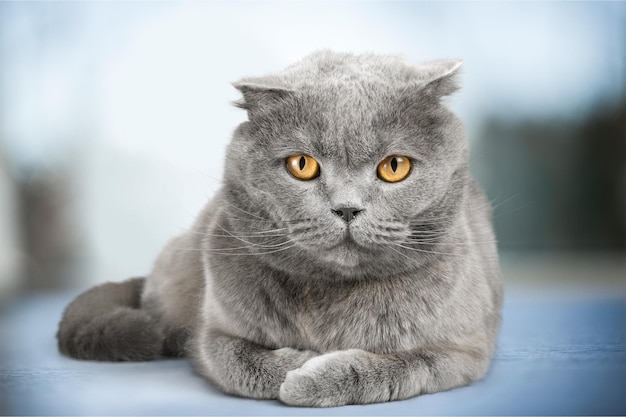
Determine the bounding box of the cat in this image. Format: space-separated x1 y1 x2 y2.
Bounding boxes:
57 50 503 407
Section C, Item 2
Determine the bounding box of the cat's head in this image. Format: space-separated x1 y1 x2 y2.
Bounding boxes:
221 51 469 278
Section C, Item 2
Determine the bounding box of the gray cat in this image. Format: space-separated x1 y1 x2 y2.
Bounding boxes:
57 51 503 407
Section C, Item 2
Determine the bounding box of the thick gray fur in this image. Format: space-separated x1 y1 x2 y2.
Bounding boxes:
57 50 503 407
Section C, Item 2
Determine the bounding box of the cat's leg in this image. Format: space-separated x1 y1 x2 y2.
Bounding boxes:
192 330 317 399
279 345 491 407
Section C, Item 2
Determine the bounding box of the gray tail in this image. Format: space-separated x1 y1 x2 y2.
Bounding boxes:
57 278 164 361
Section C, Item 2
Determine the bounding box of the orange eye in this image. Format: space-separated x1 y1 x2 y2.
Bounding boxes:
286 154 320 180
377 155 411 183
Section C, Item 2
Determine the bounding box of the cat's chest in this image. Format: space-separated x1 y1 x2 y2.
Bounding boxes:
271 278 443 353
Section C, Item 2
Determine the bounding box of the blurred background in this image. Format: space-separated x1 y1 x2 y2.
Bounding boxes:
0 1 624 304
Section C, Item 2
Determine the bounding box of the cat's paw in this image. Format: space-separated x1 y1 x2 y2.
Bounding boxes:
279 349 369 407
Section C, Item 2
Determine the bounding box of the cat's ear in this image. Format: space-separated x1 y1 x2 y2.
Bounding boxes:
232 79 294 119
414 59 463 98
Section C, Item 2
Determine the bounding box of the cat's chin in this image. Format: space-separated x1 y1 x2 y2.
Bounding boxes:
320 248 360 268
315 238 368 270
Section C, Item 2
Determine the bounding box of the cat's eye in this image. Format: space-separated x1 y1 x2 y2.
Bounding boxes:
377 155 411 183
286 154 320 180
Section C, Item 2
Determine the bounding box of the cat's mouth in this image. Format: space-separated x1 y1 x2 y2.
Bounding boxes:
328 233 361 250
289 218 386 270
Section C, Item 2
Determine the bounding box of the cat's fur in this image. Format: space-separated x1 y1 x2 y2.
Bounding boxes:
57 51 502 407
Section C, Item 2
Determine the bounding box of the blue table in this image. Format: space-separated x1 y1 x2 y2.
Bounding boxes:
1 289 625 415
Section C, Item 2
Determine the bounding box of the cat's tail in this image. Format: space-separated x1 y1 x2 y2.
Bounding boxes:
57 278 164 361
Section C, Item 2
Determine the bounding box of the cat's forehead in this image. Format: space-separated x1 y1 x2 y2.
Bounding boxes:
286 88 426 166
268 87 429 168
274 91 416 168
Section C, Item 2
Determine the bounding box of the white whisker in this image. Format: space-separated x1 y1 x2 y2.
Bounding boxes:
208 243 298 257
186 230 290 239
391 242 464 257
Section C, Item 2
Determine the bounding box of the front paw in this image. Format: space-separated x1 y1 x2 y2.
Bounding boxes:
279 349 369 407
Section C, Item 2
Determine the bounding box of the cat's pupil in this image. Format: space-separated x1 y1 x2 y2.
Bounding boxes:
299 156 306 170
391 157 398 172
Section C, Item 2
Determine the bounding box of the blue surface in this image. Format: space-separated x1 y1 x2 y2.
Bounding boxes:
1 290 625 415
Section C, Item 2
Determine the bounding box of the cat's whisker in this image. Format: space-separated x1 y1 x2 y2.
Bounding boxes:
386 245 422 265
413 240 499 247
391 242 465 257
408 214 457 221
372 232 446 245
187 229 290 239
289 226 315 236
220 196 309 226
408 229 450 236
207 243 298 257
211 240 295 251
170 238 296 253
407 225 455 234
218 195 315 226
492 200 532 218
408 233 453 241
214 223 289 248
408 225 455 232
252 228 291 234
408 220 457 228
293 229 338 243
405 211 460 221
220 200 274 222
223 209 310 226
407 233 453 242
488 192 523 211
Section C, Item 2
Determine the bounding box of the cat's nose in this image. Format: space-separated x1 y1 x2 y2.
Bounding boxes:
331 207 363 223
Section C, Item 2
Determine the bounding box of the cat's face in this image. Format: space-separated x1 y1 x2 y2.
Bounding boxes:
222 52 468 277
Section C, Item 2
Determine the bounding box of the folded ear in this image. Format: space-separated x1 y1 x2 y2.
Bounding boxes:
415 59 463 98
232 79 294 120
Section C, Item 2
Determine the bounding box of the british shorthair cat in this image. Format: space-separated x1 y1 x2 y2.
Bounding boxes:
58 50 502 407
